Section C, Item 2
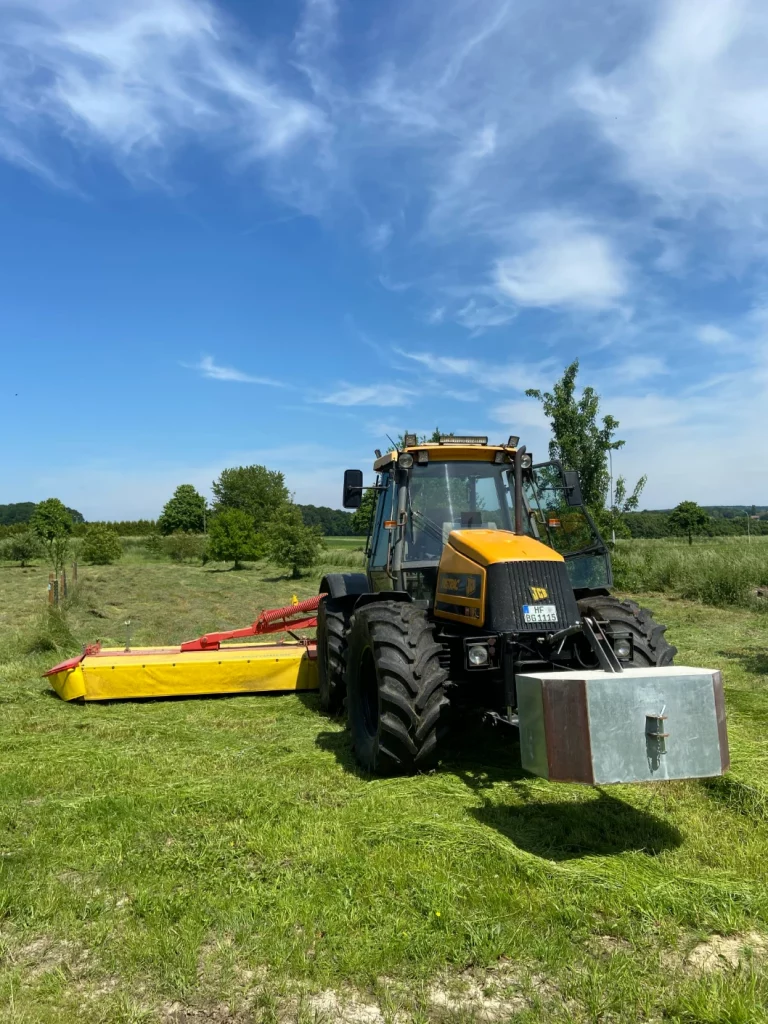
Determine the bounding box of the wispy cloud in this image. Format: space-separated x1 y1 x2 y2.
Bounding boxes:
319 384 415 407
0 0 327 185
187 356 286 387
395 349 553 393
574 0 768 233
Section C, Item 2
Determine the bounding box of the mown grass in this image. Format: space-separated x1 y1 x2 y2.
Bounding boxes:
0 549 767 1023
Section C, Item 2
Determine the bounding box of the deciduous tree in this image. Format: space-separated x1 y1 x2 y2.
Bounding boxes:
525 361 645 517
30 498 73 574
206 509 259 569
264 505 325 579
158 484 207 535
211 465 290 532
669 501 709 545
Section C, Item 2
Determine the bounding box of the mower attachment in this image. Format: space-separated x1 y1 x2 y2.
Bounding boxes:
44 598 322 702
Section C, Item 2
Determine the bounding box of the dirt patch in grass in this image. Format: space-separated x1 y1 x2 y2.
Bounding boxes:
686 931 768 973
12 934 90 979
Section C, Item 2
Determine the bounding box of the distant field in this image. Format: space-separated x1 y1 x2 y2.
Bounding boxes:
0 545 767 1022
323 535 365 549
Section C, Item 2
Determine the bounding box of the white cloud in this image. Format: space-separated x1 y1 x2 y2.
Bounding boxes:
491 400 549 431
320 384 414 407
0 0 327 184
610 355 668 382
187 356 286 386
696 324 737 347
575 0 768 222
494 214 628 311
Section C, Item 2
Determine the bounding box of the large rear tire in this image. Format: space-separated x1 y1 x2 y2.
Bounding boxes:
317 597 348 713
577 595 677 667
345 602 450 774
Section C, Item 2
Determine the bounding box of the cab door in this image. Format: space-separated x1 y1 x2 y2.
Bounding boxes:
368 472 396 592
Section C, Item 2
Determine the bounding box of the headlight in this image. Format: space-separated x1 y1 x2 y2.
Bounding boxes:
467 645 489 667
398 452 414 469
520 453 533 470
615 639 631 660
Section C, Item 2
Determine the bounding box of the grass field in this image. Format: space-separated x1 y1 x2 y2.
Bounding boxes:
1 545 767 1023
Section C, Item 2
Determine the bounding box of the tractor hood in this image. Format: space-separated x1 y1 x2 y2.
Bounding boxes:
447 529 564 567
435 529 577 630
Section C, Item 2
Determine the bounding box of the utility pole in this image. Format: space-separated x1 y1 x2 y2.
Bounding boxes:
745 510 751 545
609 449 616 546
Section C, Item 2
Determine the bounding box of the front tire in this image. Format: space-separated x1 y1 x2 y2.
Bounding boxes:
345 602 450 774
577 595 677 667
316 597 348 713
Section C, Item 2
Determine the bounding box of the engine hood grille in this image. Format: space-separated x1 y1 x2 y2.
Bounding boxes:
484 559 581 633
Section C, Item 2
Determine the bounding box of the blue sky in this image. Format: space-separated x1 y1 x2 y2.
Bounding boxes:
1 0 766 520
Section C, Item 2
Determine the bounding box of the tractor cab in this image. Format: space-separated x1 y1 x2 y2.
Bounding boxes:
344 436 611 600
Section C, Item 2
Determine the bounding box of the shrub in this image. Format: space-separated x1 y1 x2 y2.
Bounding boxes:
6 530 41 566
206 510 259 569
163 531 208 563
144 533 164 558
80 524 123 565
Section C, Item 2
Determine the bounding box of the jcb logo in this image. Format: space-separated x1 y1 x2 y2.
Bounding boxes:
530 586 549 601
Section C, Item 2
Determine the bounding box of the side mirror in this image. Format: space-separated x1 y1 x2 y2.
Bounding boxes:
563 470 584 507
342 469 364 509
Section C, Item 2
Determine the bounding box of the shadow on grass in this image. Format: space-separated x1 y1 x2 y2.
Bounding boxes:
467 786 683 860
716 648 768 675
314 712 683 858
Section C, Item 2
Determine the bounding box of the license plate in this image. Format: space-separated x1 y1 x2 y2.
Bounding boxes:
522 604 558 624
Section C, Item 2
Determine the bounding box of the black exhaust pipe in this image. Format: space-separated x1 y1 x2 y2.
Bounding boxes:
514 445 525 535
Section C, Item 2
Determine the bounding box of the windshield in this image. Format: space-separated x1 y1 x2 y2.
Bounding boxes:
405 460 518 563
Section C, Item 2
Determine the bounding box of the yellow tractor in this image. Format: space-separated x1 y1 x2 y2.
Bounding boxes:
318 436 728 783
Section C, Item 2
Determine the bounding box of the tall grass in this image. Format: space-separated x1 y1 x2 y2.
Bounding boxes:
613 538 768 611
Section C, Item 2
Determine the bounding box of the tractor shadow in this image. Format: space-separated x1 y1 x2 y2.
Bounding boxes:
314 712 682 859
465 784 682 860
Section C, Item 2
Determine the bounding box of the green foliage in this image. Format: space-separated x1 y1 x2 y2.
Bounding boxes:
264 504 325 578
80 524 123 565
31 498 73 574
158 484 207 535
0 501 83 526
297 503 357 536
211 464 290 532
163 531 208 563
596 474 648 542
669 500 710 545
5 530 41 566
624 511 768 539
206 508 259 569
525 361 645 514
350 486 377 536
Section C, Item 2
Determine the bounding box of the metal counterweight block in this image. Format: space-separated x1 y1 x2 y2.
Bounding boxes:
516 666 729 784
